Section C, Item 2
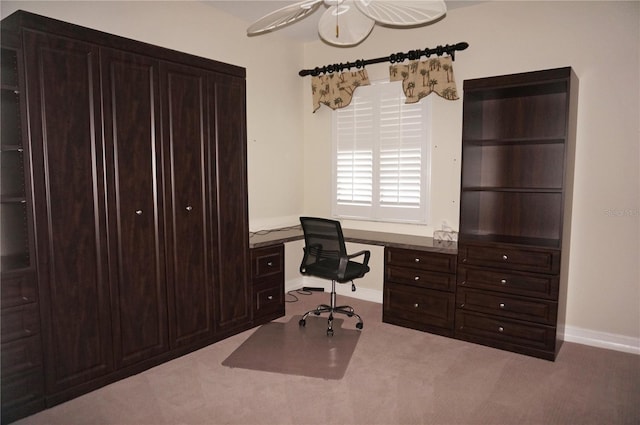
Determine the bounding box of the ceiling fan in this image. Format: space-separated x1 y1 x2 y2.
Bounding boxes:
247 0 447 46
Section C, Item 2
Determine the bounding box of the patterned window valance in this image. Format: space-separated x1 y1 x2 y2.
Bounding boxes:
312 70 370 113
389 56 458 103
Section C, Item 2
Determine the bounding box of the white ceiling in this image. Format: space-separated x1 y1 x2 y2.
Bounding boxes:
208 1 484 43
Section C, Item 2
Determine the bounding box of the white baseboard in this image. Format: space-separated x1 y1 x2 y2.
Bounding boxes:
285 277 382 303
285 278 639 356
562 325 640 355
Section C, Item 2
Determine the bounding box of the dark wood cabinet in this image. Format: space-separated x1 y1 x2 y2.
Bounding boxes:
1 10 251 422
383 247 457 337
162 62 215 348
455 67 577 360
250 245 285 325
22 29 116 395
210 73 252 335
102 47 169 369
1 31 44 424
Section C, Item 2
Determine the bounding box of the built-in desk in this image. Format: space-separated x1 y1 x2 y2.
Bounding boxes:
249 226 458 336
249 226 457 255
249 227 304 249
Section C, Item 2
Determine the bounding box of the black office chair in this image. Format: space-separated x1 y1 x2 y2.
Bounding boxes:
298 217 370 336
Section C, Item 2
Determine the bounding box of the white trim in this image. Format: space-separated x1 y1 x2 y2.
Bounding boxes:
562 325 640 355
285 276 382 304
284 276 305 294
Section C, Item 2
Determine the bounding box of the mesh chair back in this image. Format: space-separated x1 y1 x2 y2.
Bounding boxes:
299 217 347 270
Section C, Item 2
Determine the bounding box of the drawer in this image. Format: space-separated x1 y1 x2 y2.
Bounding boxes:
1 335 43 376
253 278 284 318
458 243 560 274
1 270 38 308
0 366 44 411
386 247 456 274
386 265 455 292
457 288 557 325
455 310 556 352
383 283 454 330
251 245 284 280
458 266 559 299
1 303 40 343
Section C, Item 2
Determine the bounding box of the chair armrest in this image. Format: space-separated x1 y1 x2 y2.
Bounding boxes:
337 249 371 280
347 250 370 266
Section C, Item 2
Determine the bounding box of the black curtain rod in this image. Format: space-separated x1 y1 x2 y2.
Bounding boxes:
299 42 469 77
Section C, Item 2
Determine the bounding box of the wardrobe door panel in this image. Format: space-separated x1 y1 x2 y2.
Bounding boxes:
23 31 113 392
210 74 250 333
101 49 168 367
162 63 215 347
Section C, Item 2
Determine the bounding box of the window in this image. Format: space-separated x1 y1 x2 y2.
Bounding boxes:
332 80 431 223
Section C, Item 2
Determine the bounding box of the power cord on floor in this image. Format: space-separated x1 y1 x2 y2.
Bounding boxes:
285 288 313 303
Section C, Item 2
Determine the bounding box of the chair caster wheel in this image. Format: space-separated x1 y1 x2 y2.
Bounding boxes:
313 311 321 316
299 319 306 327
356 322 363 330
347 313 353 317
327 329 334 336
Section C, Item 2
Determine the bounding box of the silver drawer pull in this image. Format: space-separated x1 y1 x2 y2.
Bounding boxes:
267 295 273 300
135 209 143 215
502 254 508 261
185 205 193 211
267 261 273 267
500 279 507 284
414 276 420 281
499 303 505 309
414 258 420 263
414 303 419 308
498 326 504 332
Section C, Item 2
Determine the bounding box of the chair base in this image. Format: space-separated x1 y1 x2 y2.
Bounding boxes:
298 280 363 336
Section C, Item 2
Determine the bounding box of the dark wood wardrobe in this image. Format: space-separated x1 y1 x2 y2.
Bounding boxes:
1 10 252 422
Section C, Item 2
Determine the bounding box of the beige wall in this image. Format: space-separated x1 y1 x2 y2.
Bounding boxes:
2 1 638 351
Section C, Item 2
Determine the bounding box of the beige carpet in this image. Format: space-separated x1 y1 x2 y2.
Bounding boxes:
222 315 360 379
12 291 640 425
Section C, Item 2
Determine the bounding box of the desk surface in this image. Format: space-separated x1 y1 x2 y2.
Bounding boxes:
249 226 457 255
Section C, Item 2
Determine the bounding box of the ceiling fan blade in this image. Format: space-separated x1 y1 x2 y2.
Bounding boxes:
354 0 447 26
247 0 323 35
318 1 375 46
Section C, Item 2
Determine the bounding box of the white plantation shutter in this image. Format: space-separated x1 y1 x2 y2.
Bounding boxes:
336 94 373 206
332 81 431 223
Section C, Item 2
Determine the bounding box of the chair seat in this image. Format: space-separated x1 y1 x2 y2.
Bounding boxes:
303 259 370 283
